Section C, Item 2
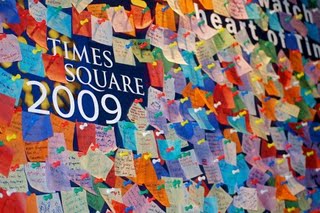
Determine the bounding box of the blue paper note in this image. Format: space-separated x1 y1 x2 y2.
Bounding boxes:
188 123 205 144
200 76 215 92
47 6 72 38
157 139 181 161
285 32 299 50
179 99 195 121
19 43 45 77
153 161 170 179
305 22 320 43
0 68 23 106
118 121 137 151
207 113 220 130
171 121 194 140
0 0 20 23
22 111 53 142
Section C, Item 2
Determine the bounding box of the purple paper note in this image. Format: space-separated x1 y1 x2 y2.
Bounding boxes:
256 184 277 212
122 184 150 212
246 167 270 188
0 34 22 63
206 132 224 158
48 133 69 164
193 142 215 166
46 161 71 191
95 124 117 152
166 160 187 181
279 12 295 32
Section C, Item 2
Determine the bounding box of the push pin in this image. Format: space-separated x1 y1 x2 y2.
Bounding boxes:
134 98 143 103
0 34 7 40
152 158 161 164
142 6 150 14
214 101 221 108
139 42 148 49
232 169 240 174
181 120 189 126
194 65 202 71
197 139 205 145
169 33 178 40
114 5 123 12
125 41 133 49
166 146 174 152
151 25 159 31
80 18 89 26
174 67 182 73
183 31 191 38
207 63 215 69
267 143 275 148
306 151 314 157
156 130 164 136
119 151 129 157
51 161 61 168
161 5 170 12
169 41 177 48
11 74 21 81
79 123 88 130
180 97 188 103
6 133 17 142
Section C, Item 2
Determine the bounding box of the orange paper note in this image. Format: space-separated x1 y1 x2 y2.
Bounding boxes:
50 114 75 151
155 3 176 32
131 5 153 29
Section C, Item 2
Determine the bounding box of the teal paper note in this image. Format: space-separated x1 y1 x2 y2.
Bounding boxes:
118 121 137 151
19 42 45 77
0 68 23 105
47 6 72 38
157 139 181 161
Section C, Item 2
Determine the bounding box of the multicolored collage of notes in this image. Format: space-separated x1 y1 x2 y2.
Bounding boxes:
0 0 320 212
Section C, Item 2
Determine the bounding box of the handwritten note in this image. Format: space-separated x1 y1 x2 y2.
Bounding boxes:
0 166 28 192
36 193 63 213
112 37 136 66
0 68 23 105
114 149 136 177
127 102 148 130
61 188 89 213
80 144 114 179
95 124 117 152
178 150 202 179
0 34 22 63
25 162 53 193
122 184 150 212
91 15 112 46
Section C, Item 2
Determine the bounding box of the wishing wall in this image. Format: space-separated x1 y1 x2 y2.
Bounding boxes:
0 0 320 212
